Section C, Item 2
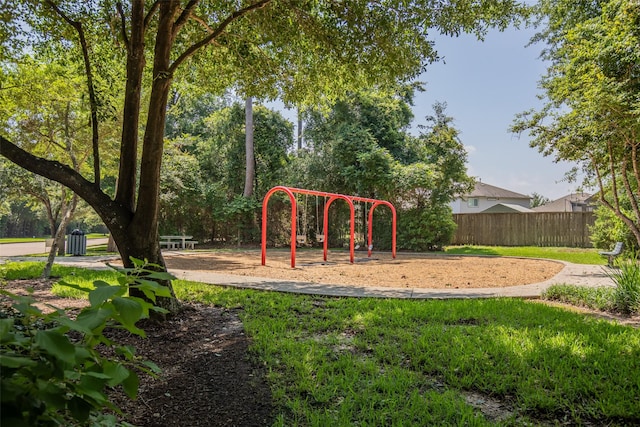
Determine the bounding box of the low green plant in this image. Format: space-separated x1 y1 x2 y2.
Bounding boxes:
542 284 616 312
0 258 173 426
608 258 640 315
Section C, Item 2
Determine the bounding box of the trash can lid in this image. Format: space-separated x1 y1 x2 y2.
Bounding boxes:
71 229 85 235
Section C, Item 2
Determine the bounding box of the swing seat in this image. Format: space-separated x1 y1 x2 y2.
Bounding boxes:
296 235 307 244
316 233 325 243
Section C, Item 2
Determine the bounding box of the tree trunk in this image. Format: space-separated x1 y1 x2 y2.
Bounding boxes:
297 106 303 150
42 194 77 279
107 235 118 253
118 1 181 314
115 0 146 211
244 96 255 198
56 234 65 256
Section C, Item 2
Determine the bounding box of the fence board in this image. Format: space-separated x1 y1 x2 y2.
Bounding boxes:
451 212 595 247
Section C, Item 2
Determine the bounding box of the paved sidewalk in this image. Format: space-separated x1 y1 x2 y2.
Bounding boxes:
1 255 614 299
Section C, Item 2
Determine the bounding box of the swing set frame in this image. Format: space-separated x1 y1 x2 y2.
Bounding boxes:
261 186 397 268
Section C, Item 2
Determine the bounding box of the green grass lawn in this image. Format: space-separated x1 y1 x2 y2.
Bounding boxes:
445 245 605 265
2 262 638 425
179 282 640 426
0 237 47 243
0 234 108 244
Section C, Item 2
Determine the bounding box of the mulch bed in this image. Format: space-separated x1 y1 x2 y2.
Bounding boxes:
1 280 275 426
107 304 274 427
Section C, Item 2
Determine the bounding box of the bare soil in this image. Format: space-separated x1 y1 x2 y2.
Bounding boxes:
163 250 565 288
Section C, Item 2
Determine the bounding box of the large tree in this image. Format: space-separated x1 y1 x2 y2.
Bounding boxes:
0 57 97 277
1 0 526 312
512 0 640 248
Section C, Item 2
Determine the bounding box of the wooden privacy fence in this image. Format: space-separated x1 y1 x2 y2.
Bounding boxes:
451 212 596 247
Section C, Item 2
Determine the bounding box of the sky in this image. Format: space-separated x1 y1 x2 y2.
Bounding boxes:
273 25 587 201
410 26 583 200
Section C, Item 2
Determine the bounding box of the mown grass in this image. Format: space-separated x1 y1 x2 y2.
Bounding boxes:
176 282 640 426
0 261 120 297
0 234 107 244
2 258 638 425
445 245 605 265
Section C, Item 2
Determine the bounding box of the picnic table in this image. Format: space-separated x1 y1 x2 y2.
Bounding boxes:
160 235 198 250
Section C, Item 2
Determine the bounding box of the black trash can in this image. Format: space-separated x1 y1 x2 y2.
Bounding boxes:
66 229 87 256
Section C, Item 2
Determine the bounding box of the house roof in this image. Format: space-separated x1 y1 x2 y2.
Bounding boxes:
531 193 593 212
467 182 530 199
481 203 534 213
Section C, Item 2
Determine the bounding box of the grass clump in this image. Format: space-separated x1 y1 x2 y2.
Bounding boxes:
608 258 640 314
543 258 640 316
542 284 616 312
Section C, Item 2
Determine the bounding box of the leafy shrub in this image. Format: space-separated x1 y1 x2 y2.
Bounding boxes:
607 258 640 315
1 258 174 426
398 204 456 251
590 204 638 253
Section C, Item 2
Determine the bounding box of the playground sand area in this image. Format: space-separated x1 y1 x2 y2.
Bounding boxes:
163 250 564 289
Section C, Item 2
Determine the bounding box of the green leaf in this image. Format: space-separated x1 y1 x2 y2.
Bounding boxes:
121 369 140 399
112 297 144 327
89 285 125 306
129 257 146 268
142 360 162 374
75 308 113 331
133 279 173 300
36 379 67 408
84 371 112 380
92 280 113 288
103 361 131 387
0 354 38 368
0 318 14 339
139 270 177 281
115 345 136 360
68 396 92 422
35 330 75 364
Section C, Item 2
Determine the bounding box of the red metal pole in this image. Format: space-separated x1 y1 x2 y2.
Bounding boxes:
347 198 355 263
389 202 397 259
261 186 297 268
262 186 396 267
367 203 374 257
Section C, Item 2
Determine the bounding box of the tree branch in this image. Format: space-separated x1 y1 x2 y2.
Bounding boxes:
1 135 131 229
174 0 200 31
144 1 161 29
116 2 130 50
44 0 101 186
168 0 272 74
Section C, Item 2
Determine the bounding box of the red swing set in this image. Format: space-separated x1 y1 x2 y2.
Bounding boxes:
261 186 397 268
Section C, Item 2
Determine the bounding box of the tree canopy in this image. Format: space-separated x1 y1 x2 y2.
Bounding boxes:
512 0 640 248
1 0 528 311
